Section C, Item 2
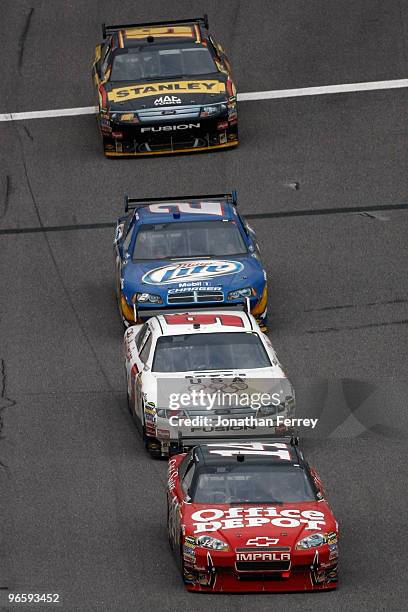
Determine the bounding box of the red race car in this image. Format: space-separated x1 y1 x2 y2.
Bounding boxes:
167 439 339 592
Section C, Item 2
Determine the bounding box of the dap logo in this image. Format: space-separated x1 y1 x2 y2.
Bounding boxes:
142 260 243 285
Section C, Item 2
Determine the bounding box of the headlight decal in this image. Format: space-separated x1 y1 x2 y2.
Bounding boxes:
133 292 163 304
196 534 229 551
227 287 254 300
295 532 328 550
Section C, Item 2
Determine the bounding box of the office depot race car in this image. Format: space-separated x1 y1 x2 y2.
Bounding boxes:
114 193 268 330
124 311 295 457
92 16 238 156
167 440 339 592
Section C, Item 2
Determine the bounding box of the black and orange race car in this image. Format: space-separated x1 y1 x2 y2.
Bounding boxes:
92 16 238 157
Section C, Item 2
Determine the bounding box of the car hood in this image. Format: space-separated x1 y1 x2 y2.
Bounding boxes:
142 369 292 408
106 73 228 111
183 502 336 548
122 254 264 301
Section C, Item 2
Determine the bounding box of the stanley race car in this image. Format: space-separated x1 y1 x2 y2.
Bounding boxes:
167 440 339 592
92 16 238 156
124 311 295 457
114 193 268 330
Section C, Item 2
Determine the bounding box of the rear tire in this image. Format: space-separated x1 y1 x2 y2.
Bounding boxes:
126 389 134 417
144 428 162 459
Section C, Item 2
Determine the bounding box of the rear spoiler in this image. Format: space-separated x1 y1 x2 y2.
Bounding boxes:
177 433 300 453
124 191 238 212
102 15 209 39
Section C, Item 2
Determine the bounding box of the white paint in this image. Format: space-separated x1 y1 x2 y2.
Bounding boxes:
0 106 97 121
0 78 407 122
237 78 408 101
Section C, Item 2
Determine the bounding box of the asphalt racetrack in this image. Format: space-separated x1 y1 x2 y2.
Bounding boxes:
1 1 408 610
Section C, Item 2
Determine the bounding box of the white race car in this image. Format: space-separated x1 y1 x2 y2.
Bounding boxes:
124 311 295 457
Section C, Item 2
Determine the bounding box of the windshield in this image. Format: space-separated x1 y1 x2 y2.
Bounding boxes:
133 221 247 260
110 45 217 81
152 332 271 372
192 465 316 504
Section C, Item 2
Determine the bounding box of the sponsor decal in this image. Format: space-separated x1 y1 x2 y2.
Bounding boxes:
125 26 195 40
327 531 338 545
140 123 200 132
328 543 339 560
190 424 256 433
245 536 279 547
236 552 290 562
184 543 196 553
183 543 196 563
142 260 243 285
147 201 224 216
154 96 182 105
206 442 291 459
326 565 338 583
191 507 327 534
168 286 222 294
164 313 245 327
108 80 226 103
183 570 196 584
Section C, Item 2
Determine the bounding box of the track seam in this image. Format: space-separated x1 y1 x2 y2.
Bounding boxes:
1 201 408 236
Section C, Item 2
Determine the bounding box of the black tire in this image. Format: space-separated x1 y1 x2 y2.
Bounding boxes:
166 499 173 548
102 135 113 156
126 389 134 417
144 431 162 459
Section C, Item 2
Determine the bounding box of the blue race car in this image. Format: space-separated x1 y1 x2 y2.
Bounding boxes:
113 192 268 330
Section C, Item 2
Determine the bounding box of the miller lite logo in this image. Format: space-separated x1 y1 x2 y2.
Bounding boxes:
142 260 243 285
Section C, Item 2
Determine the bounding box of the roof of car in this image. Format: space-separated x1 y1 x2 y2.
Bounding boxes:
156 311 255 335
132 199 238 225
193 441 305 467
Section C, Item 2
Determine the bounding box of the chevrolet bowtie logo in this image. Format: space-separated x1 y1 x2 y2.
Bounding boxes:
246 536 279 546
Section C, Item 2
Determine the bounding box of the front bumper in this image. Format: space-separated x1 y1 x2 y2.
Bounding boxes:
182 546 338 592
105 140 238 157
100 113 238 156
119 292 267 328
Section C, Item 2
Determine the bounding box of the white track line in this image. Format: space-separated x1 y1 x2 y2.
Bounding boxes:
0 78 407 122
238 78 408 101
0 106 97 121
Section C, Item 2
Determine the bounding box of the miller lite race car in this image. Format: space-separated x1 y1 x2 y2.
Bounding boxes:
114 193 268 330
167 440 339 592
92 16 238 156
124 311 295 457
